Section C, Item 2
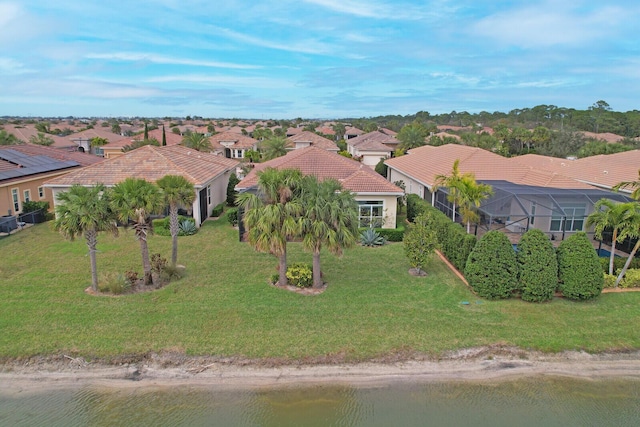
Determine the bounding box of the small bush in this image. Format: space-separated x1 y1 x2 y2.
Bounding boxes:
620 269 640 288
125 270 139 285
599 255 640 273
211 203 224 217
178 219 197 235
360 229 386 246
603 273 617 288
286 263 313 288
99 272 131 295
153 216 196 236
557 232 604 300
465 230 518 300
22 200 49 213
227 208 238 226
517 229 558 302
151 253 168 274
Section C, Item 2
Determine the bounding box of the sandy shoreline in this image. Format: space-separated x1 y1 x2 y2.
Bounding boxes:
2 347 640 393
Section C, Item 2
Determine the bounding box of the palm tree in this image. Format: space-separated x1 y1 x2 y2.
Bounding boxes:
236 168 303 287
110 178 164 286
455 175 494 233
299 177 359 288
614 203 640 287
156 175 196 267
259 136 288 160
613 170 640 200
54 184 118 292
586 199 636 276
434 159 492 232
181 133 211 151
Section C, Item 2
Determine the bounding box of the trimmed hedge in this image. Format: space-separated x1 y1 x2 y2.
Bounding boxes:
517 229 558 302
557 232 604 300
465 230 518 299
211 203 224 217
599 255 640 273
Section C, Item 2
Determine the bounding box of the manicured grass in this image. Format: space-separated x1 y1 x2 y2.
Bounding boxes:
1 217 639 362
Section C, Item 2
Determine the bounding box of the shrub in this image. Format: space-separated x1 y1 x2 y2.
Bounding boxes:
620 269 640 288
557 232 604 300
465 230 518 300
98 272 131 295
603 273 617 288
21 200 49 213
226 173 240 206
404 214 438 274
286 263 313 288
178 219 197 236
153 216 196 236
360 229 386 246
372 226 405 242
517 229 558 302
151 253 168 274
227 208 238 226
125 270 139 285
599 255 640 273
210 203 225 217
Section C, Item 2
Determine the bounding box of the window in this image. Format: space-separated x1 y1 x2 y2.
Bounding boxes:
358 200 384 228
550 203 585 232
11 188 19 213
233 149 244 158
207 185 211 205
38 187 44 198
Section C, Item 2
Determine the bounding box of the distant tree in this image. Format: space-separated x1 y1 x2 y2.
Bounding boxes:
260 136 288 160
589 100 611 134
90 137 109 147
171 126 181 135
397 122 428 151
162 125 167 146
123 138 160 152
111 123 121 134
54 184 118 292
143 122 149 140
29 132 54 146
181 133 211 151
332 123 346 140
35 122 51 133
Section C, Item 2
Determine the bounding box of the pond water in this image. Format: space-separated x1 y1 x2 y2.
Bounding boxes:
1 376 639 426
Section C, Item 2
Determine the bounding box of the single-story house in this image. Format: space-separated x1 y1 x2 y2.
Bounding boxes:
346 130 397 167
236 146 404 229
286 131 339 152
45 145 239 227
0 144 102 216
385 144 633 239
101 128 183 159
69 128 125 156
209 131 259 159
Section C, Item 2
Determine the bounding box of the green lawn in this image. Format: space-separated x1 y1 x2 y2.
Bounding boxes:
1 216 639 362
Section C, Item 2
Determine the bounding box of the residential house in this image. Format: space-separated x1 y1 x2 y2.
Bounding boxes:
344 126 364 140
1 124 78 150
385 144 632 239
69 128 124 156
101 128 183 159
346 130 396 167
286 131 339 152
0 144 102 216
209 131 259 159
45 145 239 227
236 146 404 229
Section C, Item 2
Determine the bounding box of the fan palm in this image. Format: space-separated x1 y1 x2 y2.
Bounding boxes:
110 178 164 285
181 133 211 152
259 136 289 161
54 184 118 292
586 199 636 276
157 175 196 267
236 168 303 286
299 177 359 288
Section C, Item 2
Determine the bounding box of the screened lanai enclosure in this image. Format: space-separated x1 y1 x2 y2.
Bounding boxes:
432 180 635 243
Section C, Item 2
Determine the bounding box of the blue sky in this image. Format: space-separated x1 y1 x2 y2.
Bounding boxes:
1 1 639 119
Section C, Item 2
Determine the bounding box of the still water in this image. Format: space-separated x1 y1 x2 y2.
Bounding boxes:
1 377 639 427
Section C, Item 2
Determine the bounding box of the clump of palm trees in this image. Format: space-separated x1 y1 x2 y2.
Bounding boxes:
237 167 359 289
54 175 195 292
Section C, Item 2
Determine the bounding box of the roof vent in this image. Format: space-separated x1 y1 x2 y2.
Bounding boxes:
603 170 608 174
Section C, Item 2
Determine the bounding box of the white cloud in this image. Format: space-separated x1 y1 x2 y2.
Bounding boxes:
211 26 333 55
472 4 626 48
145 74 289 89
0 57 33 75
301 0 440 20
85 52 261 70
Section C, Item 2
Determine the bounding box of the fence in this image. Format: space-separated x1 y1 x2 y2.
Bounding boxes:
0 209 47 238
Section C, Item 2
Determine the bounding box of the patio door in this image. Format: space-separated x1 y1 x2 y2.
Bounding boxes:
199 188 207 226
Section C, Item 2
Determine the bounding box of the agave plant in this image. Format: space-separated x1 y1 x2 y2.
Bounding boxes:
178 219 197 236
360 229 386 247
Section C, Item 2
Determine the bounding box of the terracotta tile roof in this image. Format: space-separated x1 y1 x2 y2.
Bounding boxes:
209 131 258 150
45 145 238 187
347 131 396 152
1 144 103 166
517 150 640 191
2 125 77 149
68 128 123 143
380 128 398 136
581 131 625 143
105 128 183 149
237 146 403 195
385 144 595 190
344 126 364 137
286 131 339 151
